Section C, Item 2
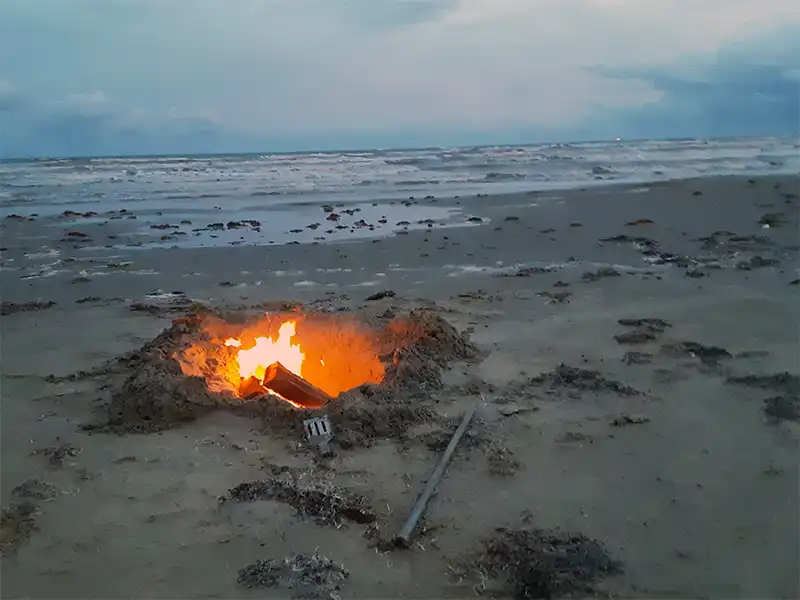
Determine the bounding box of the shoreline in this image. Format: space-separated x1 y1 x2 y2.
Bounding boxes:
1 173 798 598
1 173 796 252
2 137 798 223
2 169 798 214
2 132 796 161
2 174 798 306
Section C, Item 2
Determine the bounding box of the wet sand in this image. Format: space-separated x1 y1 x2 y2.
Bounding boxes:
1 175 799 598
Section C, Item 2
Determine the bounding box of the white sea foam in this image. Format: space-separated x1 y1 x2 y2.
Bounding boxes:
445 263 512 276
351 280 381 287
2 137 796 218
145 290 184 299
19 262 64 279
24 248 60 260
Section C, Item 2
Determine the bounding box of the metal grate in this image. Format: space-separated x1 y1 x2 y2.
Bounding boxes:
305 417 330 438
303 415 334 455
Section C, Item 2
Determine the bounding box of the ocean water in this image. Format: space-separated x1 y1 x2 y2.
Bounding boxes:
1 136 797 218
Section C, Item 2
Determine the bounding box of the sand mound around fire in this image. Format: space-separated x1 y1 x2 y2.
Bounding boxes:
82 322 222 434
87 307 478 434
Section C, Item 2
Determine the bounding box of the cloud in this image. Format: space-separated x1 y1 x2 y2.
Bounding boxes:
589 26 800 138
0 84 229 157
0 79 21 112
327 0 460 31
1 0 799 156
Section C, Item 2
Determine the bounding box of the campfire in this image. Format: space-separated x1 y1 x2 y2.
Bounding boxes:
79 305 479 435
176 313 386 410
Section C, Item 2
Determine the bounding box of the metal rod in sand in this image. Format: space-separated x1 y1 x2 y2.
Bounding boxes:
394 395 482 547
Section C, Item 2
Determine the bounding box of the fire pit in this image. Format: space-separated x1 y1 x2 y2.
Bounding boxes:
91 306 479 437
177 314 386 410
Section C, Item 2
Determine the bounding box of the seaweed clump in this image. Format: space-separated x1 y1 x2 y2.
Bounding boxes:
1 501 42 556
470 527 623 599
221 476 375 526
237 552 348 600
527 364 642 397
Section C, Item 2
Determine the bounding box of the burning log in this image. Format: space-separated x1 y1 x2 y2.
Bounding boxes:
262 362 333 410
239 376 268 399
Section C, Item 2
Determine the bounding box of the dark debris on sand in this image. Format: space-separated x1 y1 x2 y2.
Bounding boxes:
0 500 41 556
619 318 671 330
221 475 376 526
537 291 572 304
467 527 623 599
1 300 56 316
696 232 774 253
32 442 81 466
505 265 561 277
237 552 349 600
661 341 733 365
527 364 642 397
599 234 693 267
621 351 653 365
614 318 671 345
364 289 396 301
485 442 522 477
598 233 783 269
727 372 800 395
763 396 800 423
727 372 800 423
580 267 621 282
610 413 651 427
11 478 57 501
735 255 781 270
128 296 195 316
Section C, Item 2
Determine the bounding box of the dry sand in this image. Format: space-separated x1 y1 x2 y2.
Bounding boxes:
1 175 799 598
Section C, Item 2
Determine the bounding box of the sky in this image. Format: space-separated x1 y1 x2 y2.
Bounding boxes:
0 0 798 158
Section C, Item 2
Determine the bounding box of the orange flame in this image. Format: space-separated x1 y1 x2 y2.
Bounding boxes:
225 320 305 383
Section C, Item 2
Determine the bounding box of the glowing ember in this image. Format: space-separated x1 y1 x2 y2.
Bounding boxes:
225 320 305 382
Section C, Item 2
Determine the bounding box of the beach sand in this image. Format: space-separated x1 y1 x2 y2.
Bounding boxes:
1 175 798 598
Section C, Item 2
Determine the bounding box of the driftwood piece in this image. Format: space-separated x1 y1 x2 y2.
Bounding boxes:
394 395 481 547
262 362 333 409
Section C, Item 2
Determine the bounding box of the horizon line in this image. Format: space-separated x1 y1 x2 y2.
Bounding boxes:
0 133 791 162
